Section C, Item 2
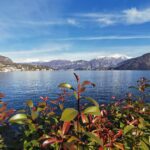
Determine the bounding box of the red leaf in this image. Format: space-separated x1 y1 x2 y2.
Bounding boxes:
74 73 80 82
40 96 49 101
111 96 116 99
105 143 113 147
81 113 88 123
123 104 134 109
0 102 7 112
88 114 93 123
79 87 86 93
62 121 71 135
7 109 15 115
50 100 58 105
114 130 123 140
100 110 107 117
99 147 104 150
114 101 120 106
92 116 100 124
42 138 62 148
128 119 138 125
82 81 95 87
32 106 37 111
0 93 5 99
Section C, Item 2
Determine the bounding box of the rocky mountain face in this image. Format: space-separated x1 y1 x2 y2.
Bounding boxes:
32 56 127 70
0 55 53 72
0 55 13 64
90 56 127 70
115 53 150 70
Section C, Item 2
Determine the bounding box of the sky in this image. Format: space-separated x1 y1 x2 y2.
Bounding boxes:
0 0 150 62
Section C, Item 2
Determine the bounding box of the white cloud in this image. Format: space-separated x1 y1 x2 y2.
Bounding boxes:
96 18 116 26
0 18 80 29
123 8 150 24
22 19 79 26
76 7 150 26
67 18 78 26
51 35 150 41
76 13 118 26
0 42 71 62
21 20 65 26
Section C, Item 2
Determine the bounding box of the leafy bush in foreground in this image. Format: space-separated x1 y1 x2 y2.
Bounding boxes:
0 74 150 150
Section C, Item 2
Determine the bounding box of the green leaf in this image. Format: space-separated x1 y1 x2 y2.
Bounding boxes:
58 83 74 90
138 117 148 129
142 137 150 145
38 101 46 107
31 110 38 120
114 142 124 150
67 136 80 143
61 108 78 122
84 97 99 107
84 106 100 115
31 140 40 147
9 114 27 124
124 125 134 134
140 141 149 150
26 100 33 108
85 132 103 146
120 122 125 128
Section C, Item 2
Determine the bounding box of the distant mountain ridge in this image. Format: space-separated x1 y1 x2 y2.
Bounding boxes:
32 55 128 70
115 53 150 70
1 53 150 71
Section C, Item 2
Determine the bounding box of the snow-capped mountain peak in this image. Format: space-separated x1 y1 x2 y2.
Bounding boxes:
96 54 130 60
30 54 130 70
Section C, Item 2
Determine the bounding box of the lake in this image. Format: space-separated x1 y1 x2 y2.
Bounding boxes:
0 70 150 109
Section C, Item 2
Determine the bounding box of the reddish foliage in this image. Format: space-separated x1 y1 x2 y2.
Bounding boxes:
62 121 71 135
0 93 5 99
40 96 49 101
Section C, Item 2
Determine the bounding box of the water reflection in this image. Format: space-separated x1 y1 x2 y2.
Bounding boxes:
0 71 150 109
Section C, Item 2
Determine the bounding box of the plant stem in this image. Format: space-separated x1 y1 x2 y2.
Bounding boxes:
77 83 81 149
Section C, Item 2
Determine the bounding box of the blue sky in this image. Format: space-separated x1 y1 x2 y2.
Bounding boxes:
0 0 150 62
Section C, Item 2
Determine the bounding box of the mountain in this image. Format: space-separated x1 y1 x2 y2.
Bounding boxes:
90 56 127 70
115 53 150 70
0 55 13 64
1 53 150 71
0 55 53 72
35 60 72 70
32 56 128 70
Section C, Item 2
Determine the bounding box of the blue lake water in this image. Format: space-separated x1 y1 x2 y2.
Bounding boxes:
0 71 150 109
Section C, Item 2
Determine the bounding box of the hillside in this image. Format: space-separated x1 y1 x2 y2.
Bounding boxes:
0 55 13 64
116 53 150 70
0 55 53 72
